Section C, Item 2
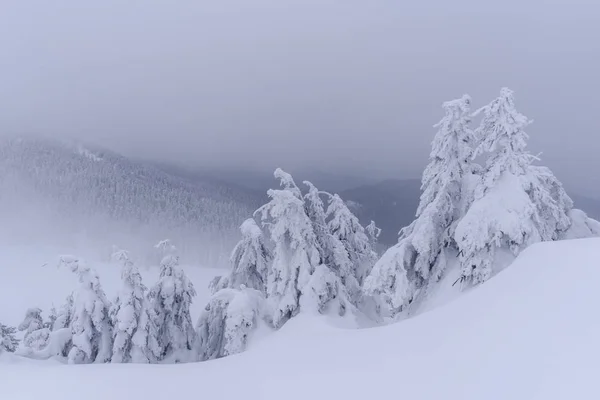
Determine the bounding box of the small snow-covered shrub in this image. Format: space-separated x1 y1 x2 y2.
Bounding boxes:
196 285 268 361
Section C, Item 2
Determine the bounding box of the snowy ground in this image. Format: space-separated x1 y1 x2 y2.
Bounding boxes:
2 238 600 399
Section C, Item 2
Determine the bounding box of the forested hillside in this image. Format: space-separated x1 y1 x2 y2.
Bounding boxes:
0 136 261 265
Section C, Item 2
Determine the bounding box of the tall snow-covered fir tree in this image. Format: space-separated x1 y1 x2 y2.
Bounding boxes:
148 242 197 363
456 88 535 285
58 255 113 364
303 181 359 310
256 171 322 327
365 94 477 316
326 193 378 286
410 94 478 281
455 88 576 285
110 249 159 363
210 218 272 294
256 169 355 327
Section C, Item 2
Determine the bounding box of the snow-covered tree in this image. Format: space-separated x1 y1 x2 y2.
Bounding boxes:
365 220 382 250
154 239 177 256
363 240 418 318
210 219 272 295
525 165 573 240
303 182 359 312
18 307 43 336
58 255 113 364
53 293 74 331
208 274 229 295
17 307 50 352
455 88 548 285
365 94 477 316
43 294 75 359
0 323 19 353
256 171 324 328
411 94 477 280
18 307 44 334
562 209 600 239
303 181 331 255
148 243 197 363
110 249 157 363
472 88 535 191
196 285 267 361
130 299 161 363
326 193 378 286
45 307 58 330
274 167 302 199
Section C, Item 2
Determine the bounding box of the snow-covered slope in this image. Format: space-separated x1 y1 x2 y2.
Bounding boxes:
3 238 599 399
0 136 262 265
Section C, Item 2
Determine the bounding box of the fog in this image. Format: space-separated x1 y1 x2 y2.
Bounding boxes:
2 0 600 196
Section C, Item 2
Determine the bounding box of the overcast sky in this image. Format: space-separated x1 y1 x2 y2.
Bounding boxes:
1 1 599 195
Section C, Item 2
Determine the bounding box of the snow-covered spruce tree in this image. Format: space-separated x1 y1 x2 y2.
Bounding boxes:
0 323 19 353
365 94 477 315
148 242 197 363
45 307 58 330
365 220 382 251
257 169 348 327
16 307 52 355
454 88 571 285
130 297 161 363
58 255 113 364
303 181 358 311
562 209 600 239
18 307 48 351
326 193 378 286
43 293 75 359
210 218 272 295
110 249 158 363
54 293 74 331
18 307 44 333
274 167 302 199
525 165 573 241
12 296 74 360
527 166 599 240
196 285 267 361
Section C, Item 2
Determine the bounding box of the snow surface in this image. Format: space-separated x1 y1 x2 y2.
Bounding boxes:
2 238 600 399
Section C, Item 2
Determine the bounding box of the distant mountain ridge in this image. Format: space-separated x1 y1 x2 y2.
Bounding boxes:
0 135 262 265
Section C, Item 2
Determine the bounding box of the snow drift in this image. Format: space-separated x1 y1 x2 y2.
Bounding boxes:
2 237 599 400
